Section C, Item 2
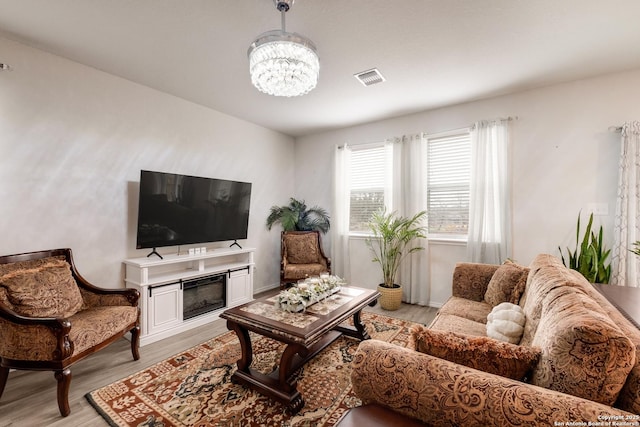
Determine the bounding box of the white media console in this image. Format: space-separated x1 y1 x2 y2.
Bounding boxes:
124 247 255 346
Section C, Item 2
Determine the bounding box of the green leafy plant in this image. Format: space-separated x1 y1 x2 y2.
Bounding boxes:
266 198 330 234
558 212 611 284
366 209 427 288
631 241 640 257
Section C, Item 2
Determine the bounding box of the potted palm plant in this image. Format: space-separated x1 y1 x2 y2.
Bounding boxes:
366 209 427 310
266 198 330 233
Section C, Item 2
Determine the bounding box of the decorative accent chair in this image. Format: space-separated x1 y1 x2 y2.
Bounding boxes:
0 248 140 417
280 231 331 289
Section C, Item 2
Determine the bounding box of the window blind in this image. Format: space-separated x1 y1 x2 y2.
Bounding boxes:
426 132 471 235
349 145 386 232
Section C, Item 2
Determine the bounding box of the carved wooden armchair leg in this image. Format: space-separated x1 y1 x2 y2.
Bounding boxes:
0 366 9 399
130 325 141 361
54 368 72 417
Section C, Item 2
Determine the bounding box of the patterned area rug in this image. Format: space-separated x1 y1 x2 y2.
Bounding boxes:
86 312 418 427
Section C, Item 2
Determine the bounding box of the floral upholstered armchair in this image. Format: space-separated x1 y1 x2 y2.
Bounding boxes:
0 248 140 417
280 231 331 289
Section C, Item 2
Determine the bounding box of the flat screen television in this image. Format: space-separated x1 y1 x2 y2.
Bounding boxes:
136 170 251 252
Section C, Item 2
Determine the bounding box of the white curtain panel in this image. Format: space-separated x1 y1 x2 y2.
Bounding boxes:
332 144 352 282
611 121 640 287
389 134 430 305
467 120 512 264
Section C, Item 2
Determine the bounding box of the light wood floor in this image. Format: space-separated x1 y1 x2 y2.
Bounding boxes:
0 294 437 427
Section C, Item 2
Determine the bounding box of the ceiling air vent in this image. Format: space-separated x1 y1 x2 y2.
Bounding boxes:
354 68 385 87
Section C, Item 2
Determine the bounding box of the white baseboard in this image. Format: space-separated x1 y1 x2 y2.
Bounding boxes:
253 283 279 295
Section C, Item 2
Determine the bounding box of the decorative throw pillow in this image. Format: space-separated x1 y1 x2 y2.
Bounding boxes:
411 325 541 381
285 233 319 264
487 302 525 344
484 262 529 307
0 256 83 318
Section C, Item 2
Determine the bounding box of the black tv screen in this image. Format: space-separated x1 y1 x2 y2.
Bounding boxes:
136 170 251 249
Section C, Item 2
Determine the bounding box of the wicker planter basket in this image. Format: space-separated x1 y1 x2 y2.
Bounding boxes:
377 284 402 311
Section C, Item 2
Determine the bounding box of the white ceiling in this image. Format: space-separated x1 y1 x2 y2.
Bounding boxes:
1 0 640 137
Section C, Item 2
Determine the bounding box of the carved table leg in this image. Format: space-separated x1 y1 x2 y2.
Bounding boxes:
278 343 308 413
227 320 253 372
352 310 372 340
55 368 72 417
334 309 372 340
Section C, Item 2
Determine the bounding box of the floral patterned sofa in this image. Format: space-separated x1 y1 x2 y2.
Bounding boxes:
0 248 140 417
350 254 640 426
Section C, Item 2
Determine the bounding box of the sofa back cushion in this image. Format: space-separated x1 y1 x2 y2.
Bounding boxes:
519 254 583 347
0 256 83 318
527 279 635 406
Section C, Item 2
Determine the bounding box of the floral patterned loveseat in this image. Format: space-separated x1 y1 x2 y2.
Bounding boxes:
350 254 640 426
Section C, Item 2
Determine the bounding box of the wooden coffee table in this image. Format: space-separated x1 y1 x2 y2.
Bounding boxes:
220 286 379 414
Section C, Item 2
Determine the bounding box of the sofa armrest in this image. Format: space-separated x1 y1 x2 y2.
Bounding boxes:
351 340 634 426
452 262 499 301
0 304 72 361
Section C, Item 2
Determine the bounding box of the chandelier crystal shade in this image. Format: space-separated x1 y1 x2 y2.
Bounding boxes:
248 1 319 97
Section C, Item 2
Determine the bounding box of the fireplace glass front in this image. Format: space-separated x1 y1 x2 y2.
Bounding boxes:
183 273 226 320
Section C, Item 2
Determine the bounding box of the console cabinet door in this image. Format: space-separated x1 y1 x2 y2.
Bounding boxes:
148 282 182 335
227 267 252 307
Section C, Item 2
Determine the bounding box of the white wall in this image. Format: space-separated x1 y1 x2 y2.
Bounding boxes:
0 37 294 291
295 69 640 306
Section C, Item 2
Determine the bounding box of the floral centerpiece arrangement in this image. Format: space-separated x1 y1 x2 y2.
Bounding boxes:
277 274 345 312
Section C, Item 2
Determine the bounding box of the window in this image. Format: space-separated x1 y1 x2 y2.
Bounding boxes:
349 144 389 233
344 133 470 236
425 131 471 237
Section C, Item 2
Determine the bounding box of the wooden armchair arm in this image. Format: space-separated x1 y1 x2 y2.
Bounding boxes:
0 303 73 361
0 302 69 327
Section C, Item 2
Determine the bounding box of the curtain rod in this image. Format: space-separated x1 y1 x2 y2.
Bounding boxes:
609 125 623 133
492 115 518 122
473 116 518 125
337 140 387 149
338 116 519 149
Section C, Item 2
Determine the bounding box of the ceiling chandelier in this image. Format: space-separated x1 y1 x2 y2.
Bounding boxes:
248 0 319 97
